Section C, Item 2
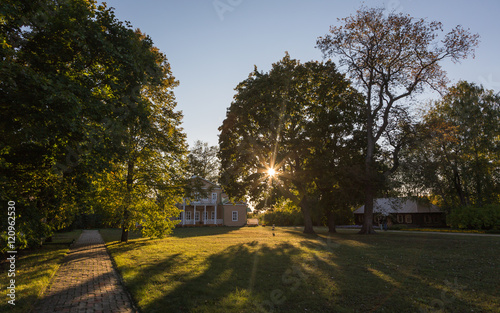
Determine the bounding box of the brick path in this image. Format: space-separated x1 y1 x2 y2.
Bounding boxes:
35 230 136 313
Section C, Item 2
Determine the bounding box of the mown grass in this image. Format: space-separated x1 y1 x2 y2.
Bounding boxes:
0 230 82 313
102 227 500 313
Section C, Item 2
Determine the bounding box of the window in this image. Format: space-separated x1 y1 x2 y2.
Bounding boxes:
211 211 215 219
203 212 208 221
193 192 200 201
405 214 412 224
212 192 218 203
186 211 191 220
397 214 404 224
179 212 183 220
195 212 200 221
232 211 238 221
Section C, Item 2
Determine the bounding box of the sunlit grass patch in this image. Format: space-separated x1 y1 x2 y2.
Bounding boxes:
103 226 500 313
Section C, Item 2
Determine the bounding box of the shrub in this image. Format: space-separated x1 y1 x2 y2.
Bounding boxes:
260 199 304 226
447 204 500 230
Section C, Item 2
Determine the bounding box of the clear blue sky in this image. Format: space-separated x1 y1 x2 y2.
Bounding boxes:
103 0 500 147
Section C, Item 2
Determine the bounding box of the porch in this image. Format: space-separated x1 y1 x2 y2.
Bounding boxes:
182 219 224 226
178 204 223 226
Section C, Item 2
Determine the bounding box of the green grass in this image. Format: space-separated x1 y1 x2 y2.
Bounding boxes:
0 230 82 313
102 227 500 313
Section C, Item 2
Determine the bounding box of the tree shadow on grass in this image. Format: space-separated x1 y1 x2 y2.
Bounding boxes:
297 231 492 313
121 241 310 313
114 229 497 313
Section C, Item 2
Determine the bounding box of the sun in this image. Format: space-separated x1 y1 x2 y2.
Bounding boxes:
267 168 277 177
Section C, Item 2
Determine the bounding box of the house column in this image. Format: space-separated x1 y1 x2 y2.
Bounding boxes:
182 202 185 226
194 205 196 225
214 205 217 225
204 205 207 225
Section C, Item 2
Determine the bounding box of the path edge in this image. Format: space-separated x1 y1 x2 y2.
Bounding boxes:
100 229 141 313
29 230 83 313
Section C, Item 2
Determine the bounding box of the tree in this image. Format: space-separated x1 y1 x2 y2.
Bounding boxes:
187 140 220 183
0 0 186 247
399 81 500 209
317 7 479 234
219 54 364 234
117 30 187 242
1 0 144 247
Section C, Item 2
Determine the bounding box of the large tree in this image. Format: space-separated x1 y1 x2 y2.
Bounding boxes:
117 34 187 242
219 54 364 234
0 0 186 247
399 81 500 209
317 7 479 234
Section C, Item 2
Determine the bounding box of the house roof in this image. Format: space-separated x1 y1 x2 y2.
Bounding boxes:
190 175 221 189
353 198 442 215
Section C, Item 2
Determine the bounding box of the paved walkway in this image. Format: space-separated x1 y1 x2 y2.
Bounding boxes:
35 230 136 313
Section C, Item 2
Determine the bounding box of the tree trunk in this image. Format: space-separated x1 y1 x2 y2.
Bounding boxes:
300 197 316 234
121 160 135 243
327 210 336 233
359 94 377 235
359 183 377 234
359 131 377 234
120 225 129 243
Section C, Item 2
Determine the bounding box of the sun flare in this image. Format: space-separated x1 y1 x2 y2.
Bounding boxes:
267 168 277 177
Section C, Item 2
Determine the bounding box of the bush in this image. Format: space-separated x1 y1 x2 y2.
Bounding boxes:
260 199 304 226
447 204 500 230
388 224 408 230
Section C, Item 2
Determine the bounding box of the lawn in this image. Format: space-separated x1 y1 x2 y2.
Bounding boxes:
101 227 500 313
0 229 82 313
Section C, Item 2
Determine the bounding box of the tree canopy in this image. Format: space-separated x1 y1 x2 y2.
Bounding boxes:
219 54 365 233
187 140 220 183
0 0 186 247
399 81 500 209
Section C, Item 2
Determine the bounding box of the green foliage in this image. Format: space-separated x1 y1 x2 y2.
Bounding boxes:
260 199 304 226
0 0 186 246
187 140 220 183
447 205 500 230
219 53 365 233
399 81 500 209
135 199 181 239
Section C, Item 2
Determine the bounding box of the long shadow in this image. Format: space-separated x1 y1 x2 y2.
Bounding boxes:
120 241 308 313
111 229 497 312
304 230 493 312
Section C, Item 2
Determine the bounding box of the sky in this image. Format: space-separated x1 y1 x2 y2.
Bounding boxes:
102 0 500 147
